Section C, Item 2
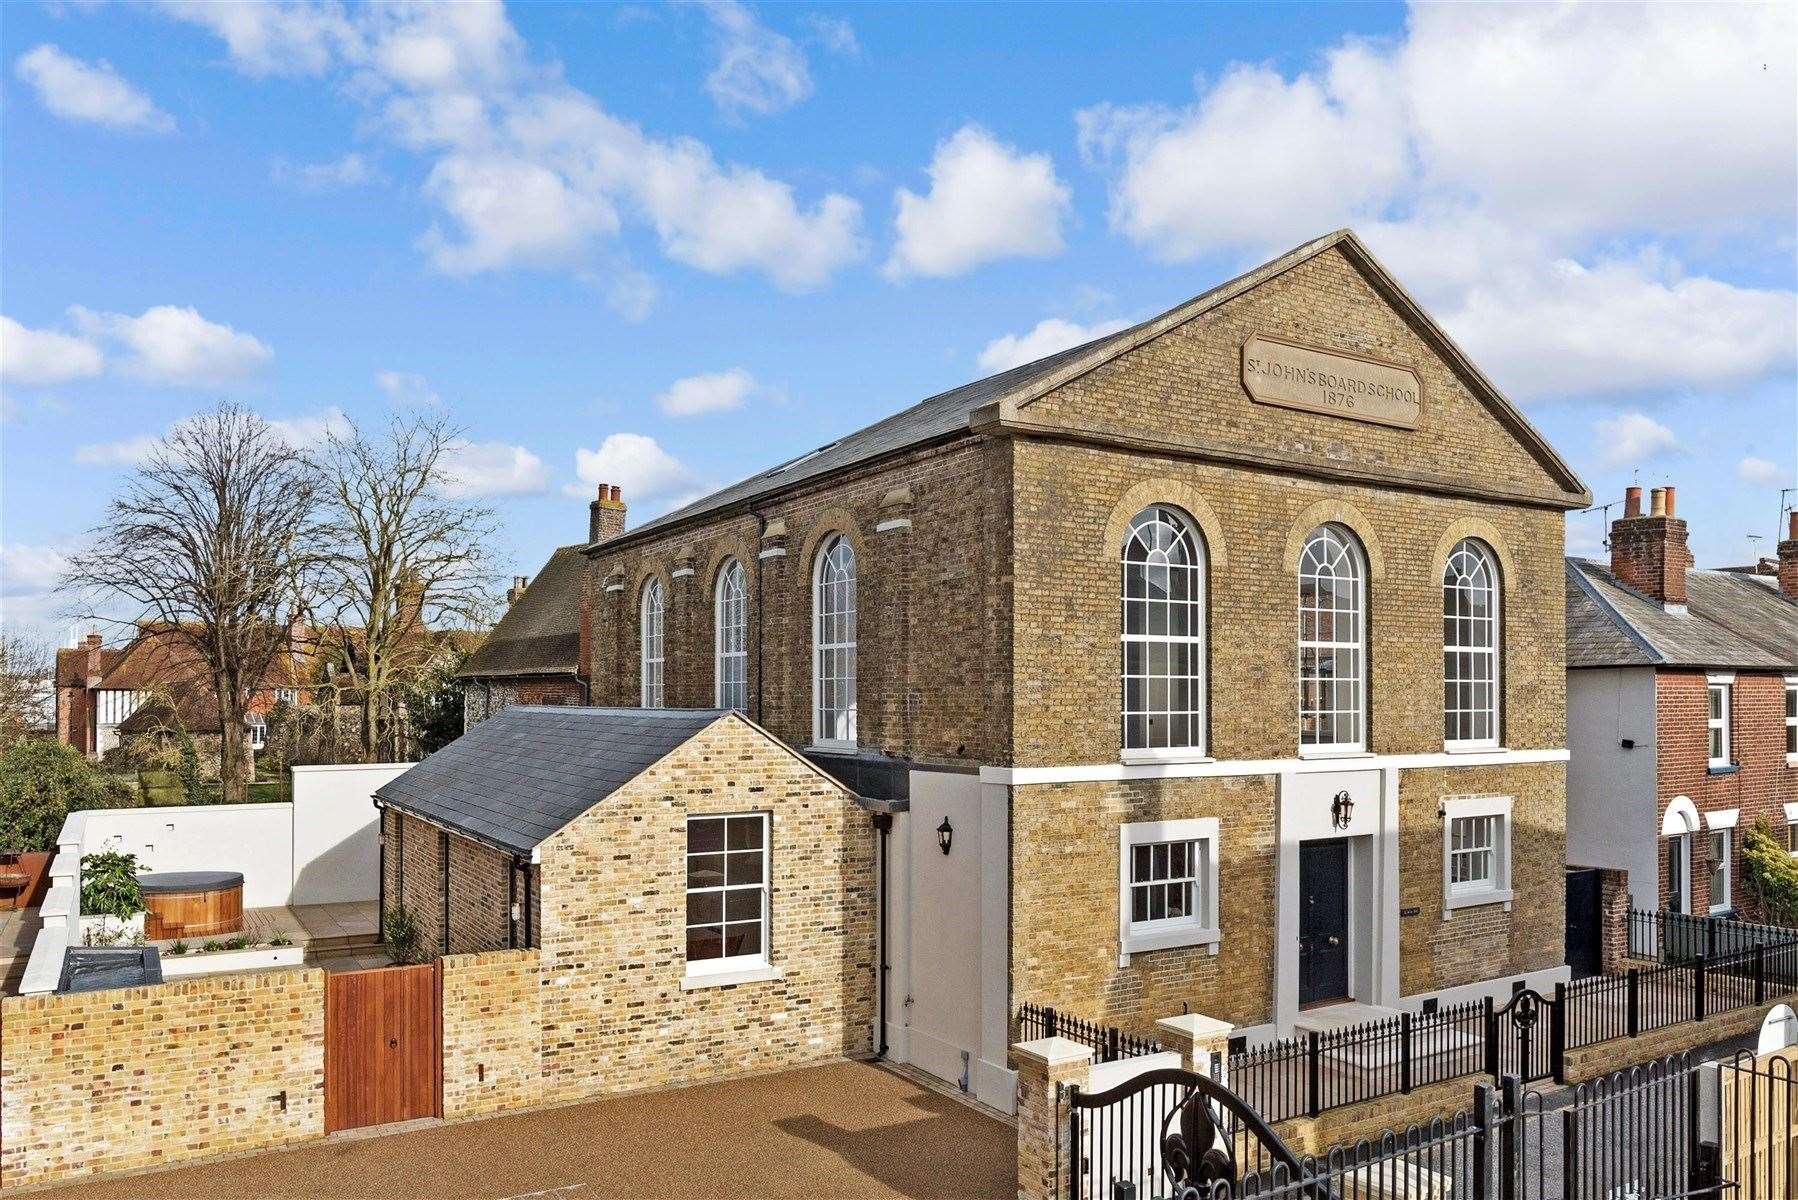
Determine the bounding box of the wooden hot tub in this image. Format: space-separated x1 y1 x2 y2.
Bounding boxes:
136 871 245 940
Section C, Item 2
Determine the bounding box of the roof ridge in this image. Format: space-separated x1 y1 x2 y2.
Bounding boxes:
1566 559 1665 665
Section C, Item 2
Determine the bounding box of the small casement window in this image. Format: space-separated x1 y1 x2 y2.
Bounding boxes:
715 559 748 712
1117 817 1219 960
1298 524 1367 752
1667 833 1690 915
640 579 665 709
1120 505 1207 757
1442 539 1500 748
685 813 768 973
1709 828 1733 913
1440 795 1513 912
812 535 857 747
1706 678 1731 767
1785 679 1797 758
1787 823 1798 855
247 717 267 750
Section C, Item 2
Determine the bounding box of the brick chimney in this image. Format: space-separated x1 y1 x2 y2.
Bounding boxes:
1778 509 1798 601
82 632 103 687
589 484 626 545
506 575 530 607
1610 484 1693 606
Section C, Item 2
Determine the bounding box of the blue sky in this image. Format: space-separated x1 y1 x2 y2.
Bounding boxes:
3 1 1794 646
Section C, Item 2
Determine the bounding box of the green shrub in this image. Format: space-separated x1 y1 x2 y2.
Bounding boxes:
177 734 201 803
0 740 136 851
268 929 293 947
167 940 189 955
201 939 224 952
383 904 427 964
80 850 144 921
224 935 248 951
1741 817 1798 924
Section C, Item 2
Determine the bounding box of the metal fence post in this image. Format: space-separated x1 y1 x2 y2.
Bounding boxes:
1754 942 1766 1005
1105 1026 1119 1063
1065 1082 1080 1200
1498 1074 1521 1200
1687 1063 1723 1199
1045 1006 1059 1040
1626 968 1640 1038
1551 982 1568 1084
1471 1080 1494 1200
1694 954 1708 1023
1706 916 1717 959
1400 1011 1413 1094
1306 1030 1321 1118
1484 995 1499 1079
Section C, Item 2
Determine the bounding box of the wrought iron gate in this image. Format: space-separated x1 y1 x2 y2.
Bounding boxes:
1490 988 1562 1085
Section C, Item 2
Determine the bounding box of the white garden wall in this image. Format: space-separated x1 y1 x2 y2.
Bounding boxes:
289 764 408 905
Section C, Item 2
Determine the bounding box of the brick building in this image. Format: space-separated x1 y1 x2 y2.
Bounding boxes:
1567 493 1798 921
457 541 591 722
442 229 1589 1111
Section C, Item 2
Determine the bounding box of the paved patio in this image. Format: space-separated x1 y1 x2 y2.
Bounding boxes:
39 1059 1015 1200
244 901 380 951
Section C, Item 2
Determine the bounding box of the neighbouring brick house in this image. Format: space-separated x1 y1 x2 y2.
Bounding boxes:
541 228 1591 1111
374 704 873 1099
1566 492 1798 926
457 533 594 724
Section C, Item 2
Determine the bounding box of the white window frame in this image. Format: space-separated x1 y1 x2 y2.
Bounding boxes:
1706 674 1732 768
714 559 748 712
1439 794 1513 914
1118 817 1220 962
1298 525 1367 756
640 579 665 709
247 716 267 750
1120 505 1208 762
1784 677 1797 765
1708 827 1733 914
812 535 857 749
1442 539 1500 750
681 812 781 989
1785 803 1798 856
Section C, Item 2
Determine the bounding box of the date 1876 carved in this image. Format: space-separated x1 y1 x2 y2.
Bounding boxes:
1241 334 1421 430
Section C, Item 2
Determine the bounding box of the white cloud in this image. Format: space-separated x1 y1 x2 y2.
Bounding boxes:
977 317 1131 374
571 433 694 502
375 369 441 406
266 406 351 450
68 305 272 387
14 44 174 133
0 543 71 596
804 14 859 58
439 440 548 498
886 125 1071 279
1594 412 1678 469
272 152 376 191
702 0 812 119
420 153 620 275
1738 456 1787 487
73 434 163 467
657 369 758 417
0 315 105 386
154 0 354 78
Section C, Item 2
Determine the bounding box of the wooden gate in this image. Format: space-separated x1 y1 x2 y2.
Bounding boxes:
324 962 441 1133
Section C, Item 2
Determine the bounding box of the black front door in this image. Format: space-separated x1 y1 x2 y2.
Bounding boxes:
1564 868 1603 979
1300 839 1351 1006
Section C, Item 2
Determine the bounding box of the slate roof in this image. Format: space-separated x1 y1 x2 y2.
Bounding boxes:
1565 559 1798 671
609 229 1587 551
458 544 585 680
374 706 729 855
54 646 124 688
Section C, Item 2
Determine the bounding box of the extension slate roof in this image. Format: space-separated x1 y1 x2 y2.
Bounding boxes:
609 228 1587 550
1565 558 1798 671
374 705 727 855
457 544 585 680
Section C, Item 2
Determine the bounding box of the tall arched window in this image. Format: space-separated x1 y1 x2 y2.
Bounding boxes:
715 558 748 712
1298 525 1366 751
813 535 857 747
640 579 664 709
1443 538 1499 747
1121 506 1207 755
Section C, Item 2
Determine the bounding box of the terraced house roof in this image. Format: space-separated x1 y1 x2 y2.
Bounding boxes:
1565 558 1798 671
458 544 586 680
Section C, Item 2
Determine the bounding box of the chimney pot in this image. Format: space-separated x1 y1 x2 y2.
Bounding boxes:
1610 482 1690 605
1649 487 1667 518
589 483 628 545
1662 485 1676 517
1623 486 1642 518
610 485 621 502
596 483 607 501
1788 510 1797 542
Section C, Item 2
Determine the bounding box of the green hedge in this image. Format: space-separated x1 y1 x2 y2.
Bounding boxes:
0 741 137 852
1740 817 1798 925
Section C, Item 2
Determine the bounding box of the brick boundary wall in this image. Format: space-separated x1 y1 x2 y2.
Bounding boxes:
0 968 327 1191
441 949 543 1119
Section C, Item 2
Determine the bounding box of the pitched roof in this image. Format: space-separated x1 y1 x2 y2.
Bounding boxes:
1565 559 1798 671
608 229 1587 550
375 706 727 854
55 646 124 688
458 545 584 680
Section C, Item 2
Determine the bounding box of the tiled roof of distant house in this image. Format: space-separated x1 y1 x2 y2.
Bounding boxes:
1565 558 1798 671
458 545 584 680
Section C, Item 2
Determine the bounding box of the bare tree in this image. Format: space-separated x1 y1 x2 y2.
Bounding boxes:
61 405 320 802
313 415 496 761
0 632 54 747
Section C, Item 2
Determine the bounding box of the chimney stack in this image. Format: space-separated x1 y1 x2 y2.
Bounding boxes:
83 631 103 687
1778 509 1798 601
1610 483 1693 606
506 575 530 607
589 483 627 545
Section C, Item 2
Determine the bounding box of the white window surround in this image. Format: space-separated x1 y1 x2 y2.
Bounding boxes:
682 812 771 985
1704 808 1739 831
1709 827 1733 914
1298 525 1367 755
1120 505 1208 759
1118 817 1220 963
714 559 748 712
1442 539 1501 750
811 535 857 750
1707 675 1733 769
1439 795 1513 915
640 580 665 709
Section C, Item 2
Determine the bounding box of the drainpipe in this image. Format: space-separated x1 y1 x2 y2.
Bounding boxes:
873 811 892 1059
374 801 386 934
508 857 519 949
750 508 768 723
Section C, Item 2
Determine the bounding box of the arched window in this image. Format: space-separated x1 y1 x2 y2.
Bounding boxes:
1443 539 1499 747
813 535 857 746
715 559 748 712
1298 525 1366 751
1120 506 1207 755
640 579 664 709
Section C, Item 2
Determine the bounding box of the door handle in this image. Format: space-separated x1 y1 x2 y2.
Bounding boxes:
387 1036 398 1049
1327 936 1341 947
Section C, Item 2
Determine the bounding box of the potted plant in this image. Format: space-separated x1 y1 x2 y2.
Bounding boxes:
79 849 146 942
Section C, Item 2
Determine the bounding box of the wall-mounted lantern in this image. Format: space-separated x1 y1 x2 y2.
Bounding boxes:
936 816 954 856
1330 790 1354 831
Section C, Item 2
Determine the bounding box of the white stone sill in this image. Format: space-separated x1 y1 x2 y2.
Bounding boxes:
1296 748 1373 762
680 963 784 991
1119 750 1214 766
1118 926 1220 967
1443 743 1504 755
1442 888 1513 920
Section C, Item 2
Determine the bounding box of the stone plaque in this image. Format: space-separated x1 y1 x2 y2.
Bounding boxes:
1241 334 1421 429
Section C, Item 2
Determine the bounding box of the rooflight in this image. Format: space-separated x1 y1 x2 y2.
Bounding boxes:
768 440 841 476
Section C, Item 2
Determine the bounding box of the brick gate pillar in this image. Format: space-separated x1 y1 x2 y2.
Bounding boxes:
1010 1036 1089 1200
1157 1013 1234 1080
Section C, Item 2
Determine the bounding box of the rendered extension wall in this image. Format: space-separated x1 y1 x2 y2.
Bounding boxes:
1566 668 1660 910
0 968 327 1190
290 763 408 904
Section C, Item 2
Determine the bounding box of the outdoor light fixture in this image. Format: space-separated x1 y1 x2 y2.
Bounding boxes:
1331 790 1354 831
936 816 954 856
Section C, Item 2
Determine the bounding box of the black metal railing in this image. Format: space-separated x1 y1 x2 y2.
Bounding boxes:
1015 1002 1162 1063
1626 906 1798 964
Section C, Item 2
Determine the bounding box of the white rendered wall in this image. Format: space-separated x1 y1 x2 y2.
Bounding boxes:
64 805 296 908
1566 668 1660 910
289 763 406 905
